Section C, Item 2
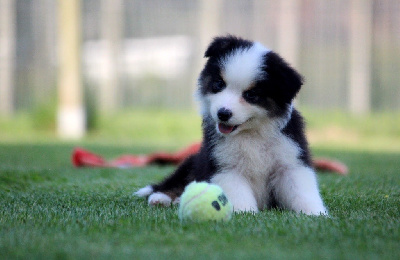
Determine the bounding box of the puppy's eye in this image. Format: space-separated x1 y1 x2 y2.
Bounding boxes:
243 89 260 103
211 79 226 93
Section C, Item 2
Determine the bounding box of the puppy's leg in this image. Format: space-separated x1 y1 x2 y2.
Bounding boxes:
274 166 328 215
212 172 258 213
134 155 196 206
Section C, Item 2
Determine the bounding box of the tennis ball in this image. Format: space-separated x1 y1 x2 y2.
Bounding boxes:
178 181 233 222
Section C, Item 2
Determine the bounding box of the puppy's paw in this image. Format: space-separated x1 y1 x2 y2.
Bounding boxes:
308 208 329 216
134 185 154 197
297 204 329 216
148 192 172 206
173 197 181 205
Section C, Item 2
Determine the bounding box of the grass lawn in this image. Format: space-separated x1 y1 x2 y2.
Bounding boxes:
0 110 399 259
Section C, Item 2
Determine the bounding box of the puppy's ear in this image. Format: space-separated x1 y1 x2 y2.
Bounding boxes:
263 51 303 105
204 35 252 58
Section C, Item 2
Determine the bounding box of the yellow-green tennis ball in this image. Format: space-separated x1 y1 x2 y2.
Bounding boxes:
178 181 233 222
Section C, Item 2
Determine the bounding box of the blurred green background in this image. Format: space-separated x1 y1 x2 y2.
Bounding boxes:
0 0 399 151
1 109 400 153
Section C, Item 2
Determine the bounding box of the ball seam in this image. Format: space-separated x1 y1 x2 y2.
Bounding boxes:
180 184 212 217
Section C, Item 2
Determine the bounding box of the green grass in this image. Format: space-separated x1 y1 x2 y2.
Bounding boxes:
1 109 399 259
0 143 399 259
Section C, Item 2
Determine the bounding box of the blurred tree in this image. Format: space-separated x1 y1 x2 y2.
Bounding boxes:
349 0 372 114
0 0 15 116
100 0 123 112
57 0 86 139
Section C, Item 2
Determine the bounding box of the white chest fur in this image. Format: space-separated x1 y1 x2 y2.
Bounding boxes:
211 122 302 210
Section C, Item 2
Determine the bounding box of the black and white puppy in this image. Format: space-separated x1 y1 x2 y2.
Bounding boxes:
136 35 328 215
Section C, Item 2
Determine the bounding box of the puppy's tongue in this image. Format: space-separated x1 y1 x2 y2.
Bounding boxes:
218 123 236 134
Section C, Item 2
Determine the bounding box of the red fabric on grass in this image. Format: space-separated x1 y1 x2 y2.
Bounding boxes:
72 142 347 175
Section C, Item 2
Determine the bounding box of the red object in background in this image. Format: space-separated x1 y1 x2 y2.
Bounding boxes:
313 158 348 175
72 142 201 168
72 142 348 175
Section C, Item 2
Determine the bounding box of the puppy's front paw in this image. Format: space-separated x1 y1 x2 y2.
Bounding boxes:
297 204 329 216
148 192 172 206
307 207 329 216
173 197 181 205
134 185 154 197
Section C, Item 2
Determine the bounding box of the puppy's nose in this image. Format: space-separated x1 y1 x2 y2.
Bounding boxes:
217 108 232 122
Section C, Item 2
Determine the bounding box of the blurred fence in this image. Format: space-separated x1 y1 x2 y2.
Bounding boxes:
1 0 400 115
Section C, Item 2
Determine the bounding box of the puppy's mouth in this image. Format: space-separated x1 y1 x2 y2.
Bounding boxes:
217 118 253 135
218 123 239 134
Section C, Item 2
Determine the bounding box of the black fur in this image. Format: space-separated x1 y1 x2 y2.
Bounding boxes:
204 35 252 59
242 51 304 118
262 51 303 107
151 115 218 200
281 109 312 167
198 36 253 96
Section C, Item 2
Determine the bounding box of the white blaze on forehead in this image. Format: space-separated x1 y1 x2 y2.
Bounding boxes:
221 42 270 90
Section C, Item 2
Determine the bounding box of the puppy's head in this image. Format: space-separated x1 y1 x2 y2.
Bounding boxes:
197 35 303 136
